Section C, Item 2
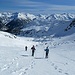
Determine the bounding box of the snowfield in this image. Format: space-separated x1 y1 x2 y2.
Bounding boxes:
0 31 75 75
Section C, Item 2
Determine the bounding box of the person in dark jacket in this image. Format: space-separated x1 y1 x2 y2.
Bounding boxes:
25 46 27 51
44 46 49 58
31 45 36 56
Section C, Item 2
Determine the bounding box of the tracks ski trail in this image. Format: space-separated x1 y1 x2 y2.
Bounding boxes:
48 49 75 75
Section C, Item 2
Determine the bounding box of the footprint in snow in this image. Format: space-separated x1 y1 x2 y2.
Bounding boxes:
54 66 58 70
65 63 68 65
51 63 54 66
1 66 9 71
25 68 28 71
65 72 69 75
31 61 34 64
31 64 33 69
58 69 62 73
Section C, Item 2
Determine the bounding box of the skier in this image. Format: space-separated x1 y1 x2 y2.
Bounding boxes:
44 46 49 58
31 45 36 56
25 46 27 51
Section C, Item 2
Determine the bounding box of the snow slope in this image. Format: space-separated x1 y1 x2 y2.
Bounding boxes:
0 31 75 75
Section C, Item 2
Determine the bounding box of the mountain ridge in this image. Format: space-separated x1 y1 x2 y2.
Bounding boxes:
0 12 75 37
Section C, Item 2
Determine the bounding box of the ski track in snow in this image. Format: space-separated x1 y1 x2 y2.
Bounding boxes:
0 57 19 71
47 60 69 75
11 58 36 75
0 46 72 75
0 55 36 75
27 44 70 75
56 53 75 62
0 32 75 75
11 59 35 75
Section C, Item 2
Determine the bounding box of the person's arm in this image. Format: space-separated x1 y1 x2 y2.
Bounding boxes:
31 47 32 49
44 49 46 51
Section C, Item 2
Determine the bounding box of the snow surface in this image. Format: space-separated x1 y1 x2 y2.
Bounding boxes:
0 31 75 75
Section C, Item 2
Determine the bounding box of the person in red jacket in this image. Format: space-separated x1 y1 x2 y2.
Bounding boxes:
31 45 36 56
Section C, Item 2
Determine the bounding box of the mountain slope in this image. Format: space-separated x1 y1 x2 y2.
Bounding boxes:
0 12 75 37
65 19 75 31
0 31 75 75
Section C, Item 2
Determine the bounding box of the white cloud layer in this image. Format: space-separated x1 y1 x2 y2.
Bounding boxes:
1 0 75 14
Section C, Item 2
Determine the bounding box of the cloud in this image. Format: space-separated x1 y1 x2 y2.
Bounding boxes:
14 0 75 11
0 0 75 14
47 5 75 11
14 0 48 8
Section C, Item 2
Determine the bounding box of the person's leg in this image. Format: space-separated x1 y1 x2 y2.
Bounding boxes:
32 50 34 56
32 51 33 56
46 52 48 58
45 52 47 58
47 53 48 58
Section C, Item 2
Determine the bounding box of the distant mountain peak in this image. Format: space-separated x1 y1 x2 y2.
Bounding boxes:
0 12 75 37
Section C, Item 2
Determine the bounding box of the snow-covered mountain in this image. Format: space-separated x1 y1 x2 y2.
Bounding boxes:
0 12 75 37
0 13 75 75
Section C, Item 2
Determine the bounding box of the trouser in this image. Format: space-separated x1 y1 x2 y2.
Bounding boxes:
32 50 34 56
25 48 27 51
46 52 48 58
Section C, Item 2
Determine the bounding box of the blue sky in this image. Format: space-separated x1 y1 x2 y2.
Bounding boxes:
0 0 75 14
